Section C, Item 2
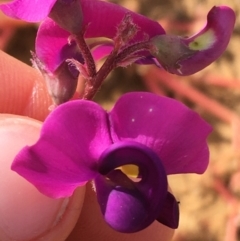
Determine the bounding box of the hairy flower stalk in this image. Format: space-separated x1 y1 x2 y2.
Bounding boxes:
69 14 151 100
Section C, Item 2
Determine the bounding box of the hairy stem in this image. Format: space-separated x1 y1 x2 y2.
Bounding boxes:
83 48 118 100
83 40 150 100
73 31 96 79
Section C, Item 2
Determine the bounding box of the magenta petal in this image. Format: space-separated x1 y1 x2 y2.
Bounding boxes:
36 18 84 72
36 19 72 72
109 92 212 175
0 0 56 21
91 43 114 62
11 100 112 198
81 0 165 40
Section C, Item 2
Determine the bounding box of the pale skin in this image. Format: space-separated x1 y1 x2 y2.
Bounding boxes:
0 50 174 241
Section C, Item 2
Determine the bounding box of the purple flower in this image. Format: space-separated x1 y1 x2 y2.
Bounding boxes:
35 3 235 78
12 92 212 232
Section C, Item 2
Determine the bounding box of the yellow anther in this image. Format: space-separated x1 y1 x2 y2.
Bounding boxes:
118 164 139 178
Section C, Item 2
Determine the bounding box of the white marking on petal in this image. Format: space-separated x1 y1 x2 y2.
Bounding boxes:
189 29 215 51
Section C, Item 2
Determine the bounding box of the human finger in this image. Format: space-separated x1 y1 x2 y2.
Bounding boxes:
0 50 52 121
0 114 85 241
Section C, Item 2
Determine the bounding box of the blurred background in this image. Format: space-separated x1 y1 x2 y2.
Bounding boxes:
1 0 240 240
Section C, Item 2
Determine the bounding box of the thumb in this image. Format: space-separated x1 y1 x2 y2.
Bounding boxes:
0 114 85 241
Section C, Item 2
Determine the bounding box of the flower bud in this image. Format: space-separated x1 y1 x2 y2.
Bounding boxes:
31 52 79 105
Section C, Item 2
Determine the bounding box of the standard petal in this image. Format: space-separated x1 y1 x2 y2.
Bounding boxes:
95 142 168 232
81 0 165 40
0 0 56 21
151 6 235 75
109 92 212 175
12 100 112 198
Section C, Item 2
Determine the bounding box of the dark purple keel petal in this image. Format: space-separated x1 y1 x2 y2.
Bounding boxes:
156 192 179 229
109 92 212 175
0 0 57 21
95 141 168 233
95 173 150 233
12 100 112 198
150 6 235 75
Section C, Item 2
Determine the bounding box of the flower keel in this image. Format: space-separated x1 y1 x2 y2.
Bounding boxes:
95 142 168 232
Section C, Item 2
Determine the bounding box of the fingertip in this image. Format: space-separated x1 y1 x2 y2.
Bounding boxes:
39 186 86 241
0 114 85 241
0 51 52 121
